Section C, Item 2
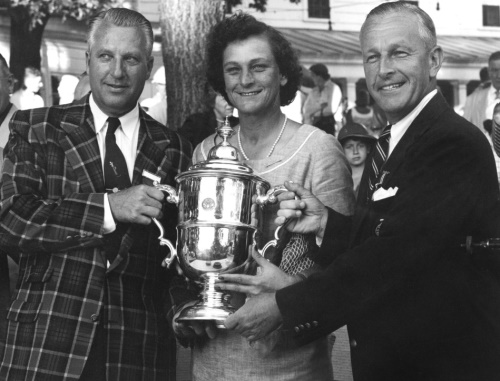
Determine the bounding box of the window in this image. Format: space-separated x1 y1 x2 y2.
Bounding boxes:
308 0 330 19
483 5 500 27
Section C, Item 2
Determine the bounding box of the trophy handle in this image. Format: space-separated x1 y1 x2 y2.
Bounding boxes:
152 217 177 268
257 225 284 257
255 185 288 206
153 182 179 205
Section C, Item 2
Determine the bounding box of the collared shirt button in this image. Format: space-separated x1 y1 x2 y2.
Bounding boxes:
91 314 100 322
350 339 357 348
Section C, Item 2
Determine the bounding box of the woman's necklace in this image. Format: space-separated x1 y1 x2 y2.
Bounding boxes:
237 116 288 160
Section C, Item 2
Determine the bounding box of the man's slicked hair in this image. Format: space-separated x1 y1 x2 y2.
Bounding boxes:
361 1 437 51
87 8 154 57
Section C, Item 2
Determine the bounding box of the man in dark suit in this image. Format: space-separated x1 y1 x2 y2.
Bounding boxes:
220 2 500 380
0 8 191 381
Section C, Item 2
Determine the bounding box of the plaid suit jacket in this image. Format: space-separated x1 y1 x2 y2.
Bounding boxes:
0 96 192 381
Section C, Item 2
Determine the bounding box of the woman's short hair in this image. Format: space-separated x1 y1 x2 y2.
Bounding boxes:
87 8 154 57
206 12 302 107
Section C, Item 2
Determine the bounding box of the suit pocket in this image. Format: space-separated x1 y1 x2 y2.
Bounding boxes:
7 299 43 323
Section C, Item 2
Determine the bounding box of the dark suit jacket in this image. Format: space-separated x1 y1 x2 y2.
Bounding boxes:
0 96 192 380
276 93 500 380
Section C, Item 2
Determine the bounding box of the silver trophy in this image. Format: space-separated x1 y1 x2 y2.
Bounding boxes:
150 118 285 328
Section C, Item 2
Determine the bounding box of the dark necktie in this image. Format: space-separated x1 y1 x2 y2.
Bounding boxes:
103 117 131 264
104 117 131 192
368 124 392 196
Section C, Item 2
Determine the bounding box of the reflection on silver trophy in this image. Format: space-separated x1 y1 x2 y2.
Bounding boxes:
149 118 285 328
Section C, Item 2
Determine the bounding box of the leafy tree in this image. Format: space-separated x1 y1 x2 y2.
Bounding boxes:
8 0 114 86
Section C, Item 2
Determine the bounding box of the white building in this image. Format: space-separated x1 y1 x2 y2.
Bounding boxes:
1 0 499 108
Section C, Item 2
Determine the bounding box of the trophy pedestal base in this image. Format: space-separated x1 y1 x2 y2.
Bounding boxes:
176 303 235 329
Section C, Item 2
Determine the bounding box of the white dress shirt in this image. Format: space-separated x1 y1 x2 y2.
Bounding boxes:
90 94 141 233
388 89 437 157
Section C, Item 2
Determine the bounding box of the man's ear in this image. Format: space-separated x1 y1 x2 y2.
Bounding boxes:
429 45 443 78
146 57 154 80
85 51 90 73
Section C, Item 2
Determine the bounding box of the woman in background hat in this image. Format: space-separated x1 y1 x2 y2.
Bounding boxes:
302 63 342 135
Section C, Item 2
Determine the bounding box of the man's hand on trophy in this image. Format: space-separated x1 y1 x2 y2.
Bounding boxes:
216 249 301 295
275 181 328 240
224 292 282 343
108 185 165 225
172 302 218 340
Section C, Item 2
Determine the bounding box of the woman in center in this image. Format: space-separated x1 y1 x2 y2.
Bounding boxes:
178 13 355 380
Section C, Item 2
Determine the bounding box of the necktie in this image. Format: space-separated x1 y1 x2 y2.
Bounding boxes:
368 124 392 196
103 117 131 264
104 117 131 192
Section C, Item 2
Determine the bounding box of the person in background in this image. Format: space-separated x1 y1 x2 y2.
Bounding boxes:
302 63 342 135
345 89 373 128
222 3 500 380
0 53 18 362
178 85 238 148
173 12 354 381
0 54 16 148
73 71 91 101
141 66 167 125
338 122 376 197
57 74 79 105
0 8 192 380
463 51 500 136
10 66 44 110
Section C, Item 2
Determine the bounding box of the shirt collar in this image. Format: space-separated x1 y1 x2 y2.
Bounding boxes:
388 89 437 155
392 89 437 131
89 94 139 139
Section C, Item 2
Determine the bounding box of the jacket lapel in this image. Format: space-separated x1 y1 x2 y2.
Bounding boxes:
132 109 173 186
350 92 449 243
58 97 105 193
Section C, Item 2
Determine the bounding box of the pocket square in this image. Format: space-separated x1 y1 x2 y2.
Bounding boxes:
372 186 398 201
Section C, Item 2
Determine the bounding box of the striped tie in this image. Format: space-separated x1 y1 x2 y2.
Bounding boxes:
368 124 392 194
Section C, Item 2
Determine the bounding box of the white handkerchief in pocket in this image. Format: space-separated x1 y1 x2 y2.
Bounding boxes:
372 186 398 202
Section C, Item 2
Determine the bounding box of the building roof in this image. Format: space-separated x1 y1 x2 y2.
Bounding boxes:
278 28 500 65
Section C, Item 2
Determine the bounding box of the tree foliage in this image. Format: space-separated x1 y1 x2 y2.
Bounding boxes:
227 0 300 13
11 0 114 29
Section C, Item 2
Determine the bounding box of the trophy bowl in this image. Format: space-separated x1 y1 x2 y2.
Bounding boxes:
151 119 286 328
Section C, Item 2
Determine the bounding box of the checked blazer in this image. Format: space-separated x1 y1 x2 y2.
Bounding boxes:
0 95 192 381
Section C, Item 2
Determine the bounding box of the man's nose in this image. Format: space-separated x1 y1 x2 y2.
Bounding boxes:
111 59 125 78
378 56 396 77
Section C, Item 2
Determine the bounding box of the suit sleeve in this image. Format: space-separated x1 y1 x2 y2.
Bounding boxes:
276 116 500 345
0 109 106 255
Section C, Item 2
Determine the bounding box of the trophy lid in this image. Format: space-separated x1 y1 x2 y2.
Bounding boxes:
177 116 264 181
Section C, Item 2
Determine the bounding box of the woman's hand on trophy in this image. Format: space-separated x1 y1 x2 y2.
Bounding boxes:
216 249 300 296
275 181 328 240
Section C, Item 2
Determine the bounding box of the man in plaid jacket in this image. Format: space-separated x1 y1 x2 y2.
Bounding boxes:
0 8 192 381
